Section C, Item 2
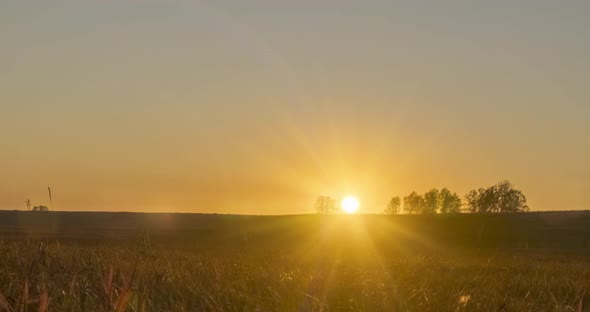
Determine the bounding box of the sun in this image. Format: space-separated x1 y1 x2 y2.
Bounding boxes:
341 196 360 214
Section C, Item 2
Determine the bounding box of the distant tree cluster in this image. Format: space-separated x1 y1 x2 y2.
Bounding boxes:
32 205 49 212
24 199 49 212
386 188 462 215
315 196 337 214
384 197 401 215
385 180 528 214
465 180 529 213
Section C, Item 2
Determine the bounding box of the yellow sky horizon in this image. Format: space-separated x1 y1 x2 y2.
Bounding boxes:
1 1 589 213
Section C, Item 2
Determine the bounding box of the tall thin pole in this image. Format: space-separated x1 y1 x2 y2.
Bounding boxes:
48 187 53 211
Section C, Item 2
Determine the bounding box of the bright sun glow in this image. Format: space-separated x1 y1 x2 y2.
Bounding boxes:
341 196 360 214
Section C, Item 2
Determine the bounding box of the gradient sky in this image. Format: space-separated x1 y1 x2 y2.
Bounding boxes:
1 1 589 214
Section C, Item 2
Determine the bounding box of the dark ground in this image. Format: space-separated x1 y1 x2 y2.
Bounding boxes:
1 210 590 311
1 210 590 250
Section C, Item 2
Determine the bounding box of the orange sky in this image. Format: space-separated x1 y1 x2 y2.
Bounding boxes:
1 1 589 213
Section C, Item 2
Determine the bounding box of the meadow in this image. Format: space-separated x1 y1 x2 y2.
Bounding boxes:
1 211 590 311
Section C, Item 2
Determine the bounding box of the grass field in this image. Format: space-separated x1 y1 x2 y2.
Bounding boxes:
1 211 590 311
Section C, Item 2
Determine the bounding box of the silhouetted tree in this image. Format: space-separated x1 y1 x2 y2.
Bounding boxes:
423 189 440 214
25 199 31 211
439 188 462 213
315 196 336 214
385 196 401 215
495 180 529 212
465 181 528 213
403 192 424 214
465 189 480 213
465 187 497 213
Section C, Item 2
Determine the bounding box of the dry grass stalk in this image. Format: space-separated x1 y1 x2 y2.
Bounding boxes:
0 291 12 312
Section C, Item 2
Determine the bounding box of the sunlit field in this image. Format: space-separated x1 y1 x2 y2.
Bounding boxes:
1 211 590 311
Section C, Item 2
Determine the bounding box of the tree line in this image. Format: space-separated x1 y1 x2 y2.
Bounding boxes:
315 180 529 214
385 187 463 214
385 180 528 214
